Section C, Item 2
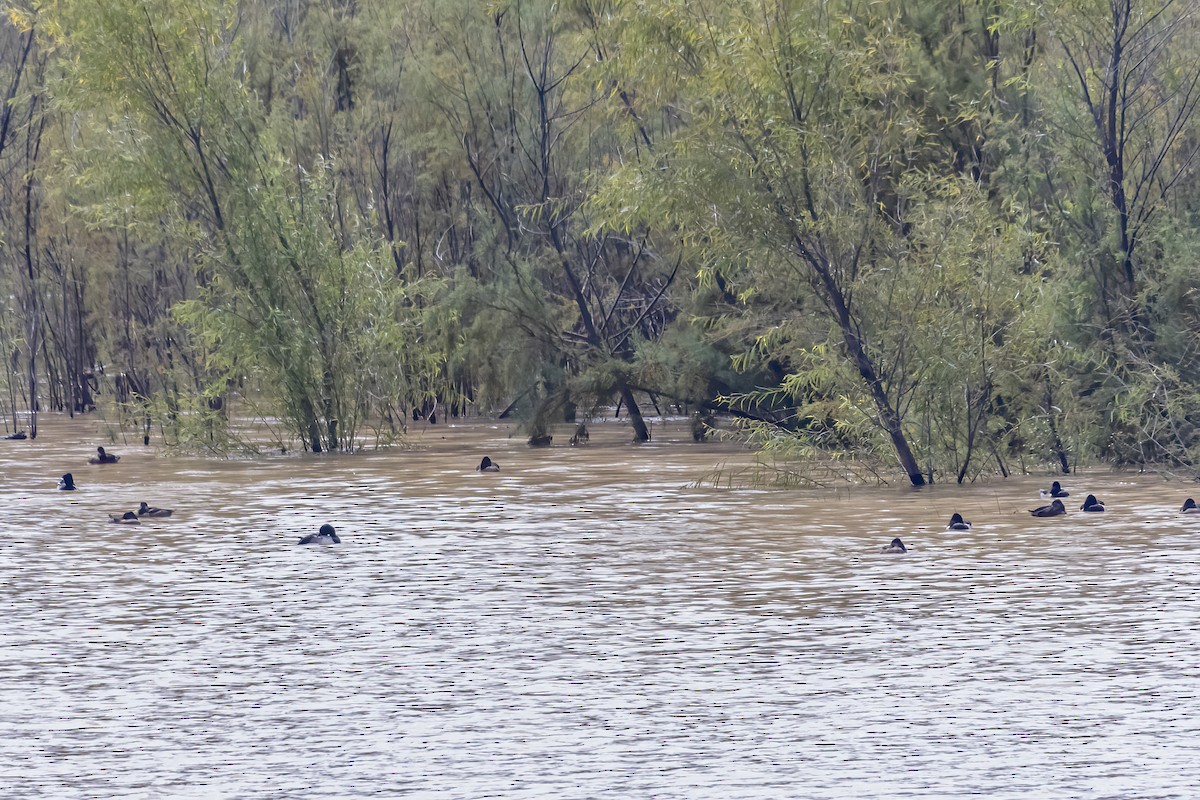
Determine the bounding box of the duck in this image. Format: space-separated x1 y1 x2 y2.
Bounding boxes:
88 446 120 465
1080 494 1105 512
1182 498 1200 513
2 431 26 440
1030 498 1066 517
109 511 140 524
1039 481 1070 499
58 473 77 491
137 501 173 518
881 537 907 554
477 456 500 472
946 512 972 531
298 524 341 545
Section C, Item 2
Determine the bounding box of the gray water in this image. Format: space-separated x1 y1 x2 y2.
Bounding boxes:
2 416 1199 798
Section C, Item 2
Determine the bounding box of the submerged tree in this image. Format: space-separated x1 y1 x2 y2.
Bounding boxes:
38 0 448 451
593 0 1064 484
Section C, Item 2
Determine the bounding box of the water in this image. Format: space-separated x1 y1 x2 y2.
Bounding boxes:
2 416 1199 798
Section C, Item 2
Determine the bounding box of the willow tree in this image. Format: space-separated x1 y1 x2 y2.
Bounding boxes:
1050 0 1200 340
37 0 448 451
593 0 1054 484
1035 0 1200 467
411 0 685 442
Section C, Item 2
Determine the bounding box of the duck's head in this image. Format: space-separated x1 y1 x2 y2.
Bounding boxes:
97 447 106 456
319 524 337 537
1183 498 1198 513
883 537 907 553
949 512 967 526
58 473 76 490
138 501 150 514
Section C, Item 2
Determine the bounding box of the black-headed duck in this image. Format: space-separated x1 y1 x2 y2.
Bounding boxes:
1039 481 1070 499
88 446 119 465
137 501 173 518
109 511 140 524
2 431 26 440
58 473 77 491
477 456 500 473
1182 498 1200 514
1030 499 1067 517
881 537 907 554
1080 494 1105 512
299 524 341 545
946 512 972 531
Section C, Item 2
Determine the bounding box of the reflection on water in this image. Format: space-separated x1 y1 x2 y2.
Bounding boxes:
2 416 1199 798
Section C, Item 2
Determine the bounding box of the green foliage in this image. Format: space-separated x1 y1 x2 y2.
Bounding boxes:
3 0 1200 477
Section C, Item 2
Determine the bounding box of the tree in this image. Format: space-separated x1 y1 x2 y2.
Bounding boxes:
40 0 449 451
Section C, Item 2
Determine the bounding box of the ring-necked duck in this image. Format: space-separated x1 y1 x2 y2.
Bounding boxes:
946 512 972 530
109 511 140 524
2 431 26 440
1080 494 1105 512
137 502 173 518
58 473 76 491
1030 499 1067 517
1182 498 1200 513
881 537 907 553
299 524 341 545
1039 481 1070 498
477 456 500 472
88 446 120 465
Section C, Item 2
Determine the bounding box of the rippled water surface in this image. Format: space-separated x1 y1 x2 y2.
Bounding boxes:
2 416 1200 798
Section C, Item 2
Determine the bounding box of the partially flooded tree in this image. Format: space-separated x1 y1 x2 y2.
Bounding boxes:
416 0 681 443
40 0 448 452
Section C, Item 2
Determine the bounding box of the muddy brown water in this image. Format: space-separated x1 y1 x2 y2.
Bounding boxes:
2 415 1199 798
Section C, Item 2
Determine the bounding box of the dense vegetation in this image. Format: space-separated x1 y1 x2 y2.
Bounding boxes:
2 0 1200 483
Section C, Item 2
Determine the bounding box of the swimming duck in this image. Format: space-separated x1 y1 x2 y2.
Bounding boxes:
137 501 173 518
1182 498 1200 513
1080 494 1105 512
298 524 341 545
946 512 972 531
1039 481 1070 499
2 431 26 440
881 537 907 553
1030 498 1067 517
109 511 140 524
477 456 500 472
88 446 120 465
58 473 76 491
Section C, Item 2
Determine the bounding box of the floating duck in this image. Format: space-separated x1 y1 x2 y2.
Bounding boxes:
881 537 907 554
1182 498 1200 514
1039 481 1070 498
477 456 500 472
137 501 173 518
1030 499 1067 517
58 473 77 491
299 524 341 545
1080 494 1105 512
946 512 972 531
2 431 26 440
109 511 140 524
88 446 120 465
